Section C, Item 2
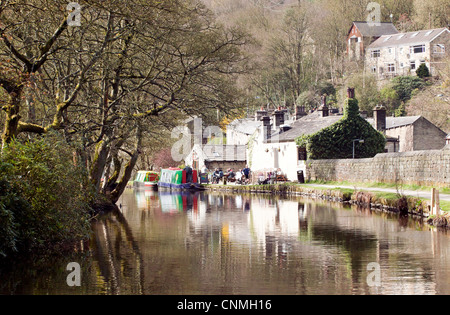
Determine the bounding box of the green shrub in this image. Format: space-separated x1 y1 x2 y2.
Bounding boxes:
0 132 93 257
416 63 430 78
390 76 425 102
296 97 386 159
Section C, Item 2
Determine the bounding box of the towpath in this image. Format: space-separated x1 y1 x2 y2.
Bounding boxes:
300 184 450 202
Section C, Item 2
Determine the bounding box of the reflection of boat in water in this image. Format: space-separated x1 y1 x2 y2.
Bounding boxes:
159 190 200 213
133 171 159 191
158 168 205 191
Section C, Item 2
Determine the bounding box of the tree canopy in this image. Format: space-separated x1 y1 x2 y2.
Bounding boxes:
0 0 249 203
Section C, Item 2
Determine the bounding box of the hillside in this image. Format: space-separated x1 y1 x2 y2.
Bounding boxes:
199 0 449 133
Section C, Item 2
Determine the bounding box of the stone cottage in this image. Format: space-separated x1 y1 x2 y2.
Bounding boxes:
368 105 448 152
347 21 398 61
184 144 247 172
366 27 450 79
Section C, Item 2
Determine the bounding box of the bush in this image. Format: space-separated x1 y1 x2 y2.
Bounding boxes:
390 76 425 102
416 63 430 78
0 132 93 258
296 97 386 159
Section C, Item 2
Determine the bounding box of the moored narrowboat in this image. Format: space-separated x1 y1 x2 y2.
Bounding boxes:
133 170 160 191
158 167 205 191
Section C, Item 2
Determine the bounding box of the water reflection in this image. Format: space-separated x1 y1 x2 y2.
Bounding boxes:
104 189 450 295
2 189 450 295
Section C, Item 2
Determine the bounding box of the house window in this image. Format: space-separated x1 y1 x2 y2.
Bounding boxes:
434 44 445 54
371 49 381 58
410 60 416 70
371 66 377 73
410 44 425 54
400 62 404 68
399 47 404 54
386 63 395 73
388 47 393 54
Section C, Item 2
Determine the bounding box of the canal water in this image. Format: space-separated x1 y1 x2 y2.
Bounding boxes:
2 188 450 295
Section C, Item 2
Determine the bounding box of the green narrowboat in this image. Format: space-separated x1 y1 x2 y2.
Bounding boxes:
158 167 205 191
133 170 160 191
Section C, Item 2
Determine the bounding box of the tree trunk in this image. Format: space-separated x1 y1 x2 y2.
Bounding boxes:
109 125 142 204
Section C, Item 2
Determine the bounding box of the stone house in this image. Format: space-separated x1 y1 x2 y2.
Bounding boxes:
368 106 448 152
366 27 450 79
184 144 247 172
347 21 398 61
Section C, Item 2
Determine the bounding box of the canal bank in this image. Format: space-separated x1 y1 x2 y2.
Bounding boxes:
205 182 450 228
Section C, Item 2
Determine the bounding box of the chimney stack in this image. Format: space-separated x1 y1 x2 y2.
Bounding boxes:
347 87 355 99
255 107 268 122
319 95 329 117
295 106 307 120
261 116 271 142
373 105 386 132
273 107 285 129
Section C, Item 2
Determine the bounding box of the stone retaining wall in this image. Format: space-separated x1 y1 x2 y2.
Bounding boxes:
306 146 450 187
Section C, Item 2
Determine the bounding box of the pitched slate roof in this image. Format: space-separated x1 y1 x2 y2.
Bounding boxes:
275 112 423 143
200 145 247 162
228 118 261 135
275 112 342 142
366 116 421 129
368 28 449 49
351 21 399 37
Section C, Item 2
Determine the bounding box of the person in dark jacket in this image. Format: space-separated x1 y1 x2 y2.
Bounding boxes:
184 165 193 183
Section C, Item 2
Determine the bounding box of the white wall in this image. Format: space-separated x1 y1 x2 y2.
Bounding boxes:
248 127 303 181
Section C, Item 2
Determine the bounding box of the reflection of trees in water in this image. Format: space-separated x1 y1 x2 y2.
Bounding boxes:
92 207 145 295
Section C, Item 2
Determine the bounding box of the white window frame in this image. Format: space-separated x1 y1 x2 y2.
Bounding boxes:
433 44 445 54
386 63 396 73
410 60 416 70
371 49 381 58
410 44 426 54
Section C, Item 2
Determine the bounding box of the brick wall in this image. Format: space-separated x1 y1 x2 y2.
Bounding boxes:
306 146 450 187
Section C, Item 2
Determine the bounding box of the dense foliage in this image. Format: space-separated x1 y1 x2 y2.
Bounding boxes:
0 133 93 258
296 98 386 160
390 76 426 102
416 64 430 78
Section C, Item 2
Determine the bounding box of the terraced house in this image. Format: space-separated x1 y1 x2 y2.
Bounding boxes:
366 27 450 79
